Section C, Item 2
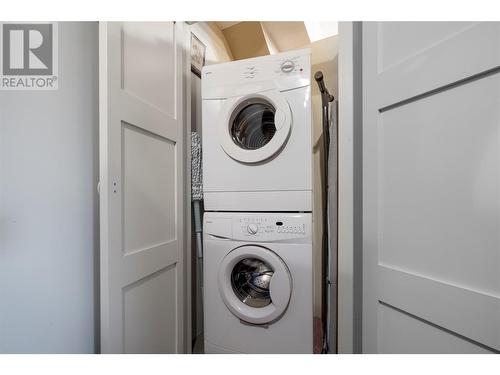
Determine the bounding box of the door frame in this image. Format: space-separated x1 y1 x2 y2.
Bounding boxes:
337 21 363 354
182 21 192 354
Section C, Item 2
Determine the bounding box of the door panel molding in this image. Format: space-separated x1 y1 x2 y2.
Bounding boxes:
378 265 500 351
377 302 496 353
363 21 500 353
377 22 500 109
99 21 186 354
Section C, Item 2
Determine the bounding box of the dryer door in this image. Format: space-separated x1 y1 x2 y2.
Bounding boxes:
218 245 292 325
218 90 292 164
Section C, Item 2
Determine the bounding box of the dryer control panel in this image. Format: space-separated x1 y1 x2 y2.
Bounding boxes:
201 48 311 99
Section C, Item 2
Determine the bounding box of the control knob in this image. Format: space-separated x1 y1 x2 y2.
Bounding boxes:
247 223 258 235
281 60 295 73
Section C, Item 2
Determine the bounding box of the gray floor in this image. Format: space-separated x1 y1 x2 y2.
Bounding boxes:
193 333 204 354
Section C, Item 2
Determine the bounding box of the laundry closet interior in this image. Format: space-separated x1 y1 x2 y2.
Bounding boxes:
187 21 339 354
0 20 346 355
3 20 499 356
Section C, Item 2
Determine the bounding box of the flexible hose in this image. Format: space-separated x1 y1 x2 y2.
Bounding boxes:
315 71 335 354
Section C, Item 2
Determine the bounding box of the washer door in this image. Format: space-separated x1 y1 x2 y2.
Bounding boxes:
218 245 292 325
219 90 292 164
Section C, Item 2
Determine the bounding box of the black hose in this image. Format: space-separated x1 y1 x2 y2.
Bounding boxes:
315 71 335 354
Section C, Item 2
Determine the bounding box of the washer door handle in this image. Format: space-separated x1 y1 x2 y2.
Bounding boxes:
274 108 286 130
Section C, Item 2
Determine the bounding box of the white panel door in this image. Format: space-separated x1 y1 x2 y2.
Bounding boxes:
99 22 186 353
363 22 500 353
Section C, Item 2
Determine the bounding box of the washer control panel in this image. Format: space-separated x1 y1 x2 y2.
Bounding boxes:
232 215 310 241
247 223 259 234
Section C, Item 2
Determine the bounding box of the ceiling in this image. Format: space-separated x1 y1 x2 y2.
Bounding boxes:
220 22 270 61
215 21 313 60
260 22 310 53
215 22 242 30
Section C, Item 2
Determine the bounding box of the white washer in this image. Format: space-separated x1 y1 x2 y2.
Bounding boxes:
203 212 313 354
201 49 312 212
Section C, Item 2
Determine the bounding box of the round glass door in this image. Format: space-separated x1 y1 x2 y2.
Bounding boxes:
218 245 292 325
231 258 274 308
230 99 276 150
218 91 292 164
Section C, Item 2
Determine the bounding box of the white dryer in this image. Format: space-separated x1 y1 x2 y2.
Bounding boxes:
203 212 313 354
201 49 312 212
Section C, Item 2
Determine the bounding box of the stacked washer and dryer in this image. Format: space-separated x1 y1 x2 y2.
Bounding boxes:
201 49 314 354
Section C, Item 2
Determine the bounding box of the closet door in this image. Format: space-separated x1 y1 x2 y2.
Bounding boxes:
363 22 500 353
99 22 187 353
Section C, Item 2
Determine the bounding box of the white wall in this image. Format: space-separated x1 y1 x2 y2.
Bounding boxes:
0 22 99 353
189 22 232 341
190 22 233 66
